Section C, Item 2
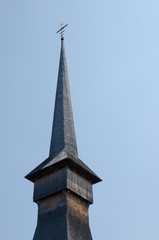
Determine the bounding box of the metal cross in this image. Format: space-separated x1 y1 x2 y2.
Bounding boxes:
56 23 68 40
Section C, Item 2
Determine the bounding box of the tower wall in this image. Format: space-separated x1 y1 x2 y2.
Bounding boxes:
33 167 93 203
33 192 67 240
67 192 92 240
33 191 92 240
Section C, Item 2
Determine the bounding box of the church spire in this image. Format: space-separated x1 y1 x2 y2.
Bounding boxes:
25 26 101 184
49 37 78 159
25 26 101 240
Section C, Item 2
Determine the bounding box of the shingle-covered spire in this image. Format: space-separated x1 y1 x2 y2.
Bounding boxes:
25 35 101 184
49 39 78 159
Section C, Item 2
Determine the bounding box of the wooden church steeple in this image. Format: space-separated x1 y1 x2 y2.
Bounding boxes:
25 25 101 240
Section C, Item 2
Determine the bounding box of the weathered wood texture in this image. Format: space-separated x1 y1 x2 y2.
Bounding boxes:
33 167 93 203
33 191 92 240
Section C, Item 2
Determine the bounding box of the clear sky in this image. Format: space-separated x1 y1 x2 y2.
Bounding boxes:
1 0 159 239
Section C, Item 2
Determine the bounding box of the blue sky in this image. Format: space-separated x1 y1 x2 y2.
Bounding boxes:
1 1 159 239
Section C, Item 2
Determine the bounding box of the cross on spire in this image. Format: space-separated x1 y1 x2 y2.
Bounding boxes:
56 22 68 40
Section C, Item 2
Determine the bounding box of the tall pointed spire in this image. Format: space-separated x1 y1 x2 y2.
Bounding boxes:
25 26 101 240
49 38 78 159
25 27 101 184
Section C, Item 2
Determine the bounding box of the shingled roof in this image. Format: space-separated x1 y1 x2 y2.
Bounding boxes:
25 38 101 184
49 39 78 159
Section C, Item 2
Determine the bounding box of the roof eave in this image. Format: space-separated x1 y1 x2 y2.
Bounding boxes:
25 158 102 184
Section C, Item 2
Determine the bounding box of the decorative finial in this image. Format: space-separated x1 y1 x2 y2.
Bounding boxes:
56 22 68 40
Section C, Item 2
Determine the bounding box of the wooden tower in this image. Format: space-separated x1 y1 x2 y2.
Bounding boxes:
25 27 101 240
